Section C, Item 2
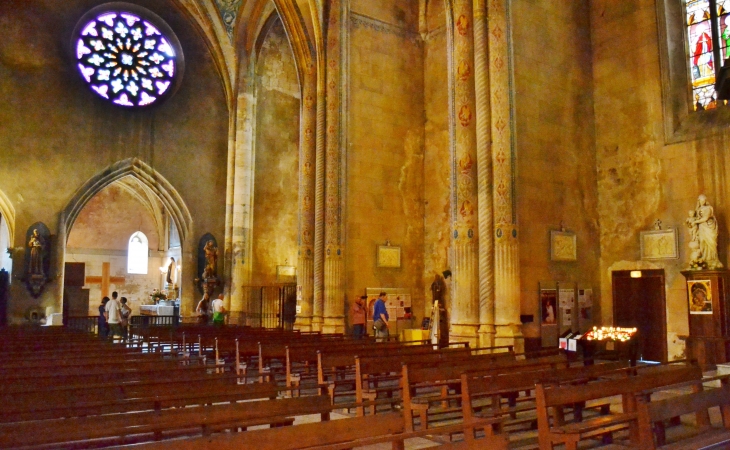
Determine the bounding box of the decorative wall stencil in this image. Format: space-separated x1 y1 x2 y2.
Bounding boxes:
214 0 242 40
377 245 401 268
550 230 577 261
640 228 679 260
24 222 51 298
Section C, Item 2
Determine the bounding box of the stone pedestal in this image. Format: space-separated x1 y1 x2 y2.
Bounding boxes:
681 270 730 370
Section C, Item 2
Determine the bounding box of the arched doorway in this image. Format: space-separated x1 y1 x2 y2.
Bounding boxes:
58 158 193 320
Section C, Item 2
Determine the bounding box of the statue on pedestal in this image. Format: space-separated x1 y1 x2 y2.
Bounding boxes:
686 194 723 270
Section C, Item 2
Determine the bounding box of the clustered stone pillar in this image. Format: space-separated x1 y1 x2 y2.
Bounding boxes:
472 0 495 348
448 0 480 346
488 0 523 350
295 63 317 331
323 0 345 334
311 55 327 332
229 79 256 319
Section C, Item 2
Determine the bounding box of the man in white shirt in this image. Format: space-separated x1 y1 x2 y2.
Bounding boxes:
211 294 226 325
105 294 122 339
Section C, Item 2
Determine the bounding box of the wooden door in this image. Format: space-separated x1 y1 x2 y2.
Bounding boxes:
612 270 667 363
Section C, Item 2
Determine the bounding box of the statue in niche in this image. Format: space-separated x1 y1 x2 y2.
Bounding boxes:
203 240 218 279
28 229 45 275
686 194 723 270
166 257 177 285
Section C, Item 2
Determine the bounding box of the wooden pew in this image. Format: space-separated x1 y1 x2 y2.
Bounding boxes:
401 353 576 432
126 412 509 450
636 381 730 449
0 378 280 423
354 347 475 416
0 394 334 449
534 364 703 450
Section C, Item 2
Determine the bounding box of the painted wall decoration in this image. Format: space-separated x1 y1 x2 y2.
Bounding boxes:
640 228 679 260
688 279 713 314
550 230 577 261
214 0 243 40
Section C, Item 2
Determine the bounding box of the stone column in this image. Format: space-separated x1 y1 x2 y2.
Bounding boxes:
295 63 317 331
473 0 495 348
222 111 237 310
323 0 345 334
230 78 256 320
312 60 326 332
448 0 480 346
489 0 523 350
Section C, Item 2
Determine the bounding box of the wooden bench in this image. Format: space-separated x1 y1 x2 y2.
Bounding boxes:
636 380 730 449
535 364 703 450
0 377 280 423
0 393 334 449
399 352 565 431
127 411 509 450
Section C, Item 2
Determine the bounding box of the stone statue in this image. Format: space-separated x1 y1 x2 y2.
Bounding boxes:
686 194 723 269
28 229 44 276
166 257 175 285
203 240 218 279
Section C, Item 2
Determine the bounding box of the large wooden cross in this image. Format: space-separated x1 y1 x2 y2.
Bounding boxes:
85 262 125 298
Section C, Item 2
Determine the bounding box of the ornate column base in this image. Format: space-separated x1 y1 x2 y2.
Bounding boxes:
294 315 313 332
495 323 524 353
478 324 496 348
450 323 479 348
311 316 323 332
323 316 345 334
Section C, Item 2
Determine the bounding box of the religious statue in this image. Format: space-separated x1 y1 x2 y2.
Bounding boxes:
203 240 218 279
686 194 723 270
166 257 176 285
28 229 44 276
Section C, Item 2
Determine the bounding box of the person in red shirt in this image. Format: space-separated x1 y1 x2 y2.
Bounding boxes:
351 295 367 339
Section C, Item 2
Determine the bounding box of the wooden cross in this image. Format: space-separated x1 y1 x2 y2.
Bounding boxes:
85 262 125 298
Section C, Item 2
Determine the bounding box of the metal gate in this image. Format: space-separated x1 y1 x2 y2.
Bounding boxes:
238 284 296 330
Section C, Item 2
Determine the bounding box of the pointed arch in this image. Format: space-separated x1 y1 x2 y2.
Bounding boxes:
62 158 193 242
0 189 15 247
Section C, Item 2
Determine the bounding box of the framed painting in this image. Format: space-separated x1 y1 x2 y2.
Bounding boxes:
276 265 296 284
688 279 713 315
377 245 401 268
640 228 679 260
550 230 577 261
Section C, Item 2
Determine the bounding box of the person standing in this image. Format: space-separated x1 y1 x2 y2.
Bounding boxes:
372 292 390 342
105 294 122 340
98 297 109 338
351 295 367 339
211 294 227 326
119 297 132 342
196 293 211 324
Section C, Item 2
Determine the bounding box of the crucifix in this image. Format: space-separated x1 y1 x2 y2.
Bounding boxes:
85 262 125 298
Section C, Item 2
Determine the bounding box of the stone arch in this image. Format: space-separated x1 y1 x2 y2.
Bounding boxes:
56 158 196 315
62 158 192 242
0 189 16 247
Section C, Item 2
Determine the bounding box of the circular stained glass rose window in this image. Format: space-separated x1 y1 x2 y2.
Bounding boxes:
73 3 184 107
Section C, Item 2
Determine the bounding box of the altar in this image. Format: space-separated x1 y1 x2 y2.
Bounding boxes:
140 302 176 316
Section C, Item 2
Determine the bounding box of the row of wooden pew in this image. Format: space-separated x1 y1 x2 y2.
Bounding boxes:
4 325 730 449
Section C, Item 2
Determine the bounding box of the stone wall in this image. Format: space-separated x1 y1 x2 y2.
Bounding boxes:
512 0 600 339
251 18 300 285
589 0 729 359
423 1 451 319
346 0 426 328
0 0 228 322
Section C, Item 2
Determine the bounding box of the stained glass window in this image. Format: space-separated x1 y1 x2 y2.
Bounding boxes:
73 5 183 107
685 0 730 110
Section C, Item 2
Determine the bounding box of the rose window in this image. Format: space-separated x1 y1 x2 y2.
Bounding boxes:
73 5 183 107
